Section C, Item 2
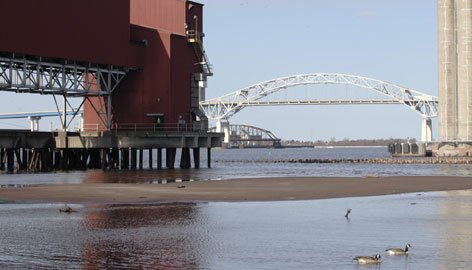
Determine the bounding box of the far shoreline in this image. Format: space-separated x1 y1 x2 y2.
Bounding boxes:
0 176 472 204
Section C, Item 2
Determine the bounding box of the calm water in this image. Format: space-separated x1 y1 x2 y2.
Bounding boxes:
1 191 472 269
1 148 472 269
1 148 472 186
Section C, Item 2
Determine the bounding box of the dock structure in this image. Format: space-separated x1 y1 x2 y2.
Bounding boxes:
0 0 222 171
0 130 221 172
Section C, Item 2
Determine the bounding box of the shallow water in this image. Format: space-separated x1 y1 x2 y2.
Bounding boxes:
1 148 472 186
1 191 472 269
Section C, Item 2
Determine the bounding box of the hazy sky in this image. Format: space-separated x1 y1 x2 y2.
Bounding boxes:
0 0 437 141
200 0 437 141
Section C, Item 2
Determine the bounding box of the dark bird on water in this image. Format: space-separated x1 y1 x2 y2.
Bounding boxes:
59 206 76 213
345 208 352 219
386 244 412 255
353 254 382 264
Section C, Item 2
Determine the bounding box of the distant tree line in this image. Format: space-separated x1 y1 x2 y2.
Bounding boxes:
282 137 416 147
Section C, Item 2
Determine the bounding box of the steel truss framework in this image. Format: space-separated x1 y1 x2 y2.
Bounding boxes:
200 73 439 120
210 124 280 142
0 54 127 97
0 54 129 130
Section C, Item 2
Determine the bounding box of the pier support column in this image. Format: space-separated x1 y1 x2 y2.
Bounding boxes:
148 149 153 169
111 149 119 169
157 148 162 169
421 117 433 142
22 148 28 170
139 149 143 170
100 149 107 170
130 148 137 169
207 148 212 168
121 148 130 170
193 148 200 169
1 148 5 171
166 148 176 169
216 120 230 147
15 149 22 171
180 148 191 169
7 149 14 172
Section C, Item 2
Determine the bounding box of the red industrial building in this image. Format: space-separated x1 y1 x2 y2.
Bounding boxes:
0 0 221 171
0 0 210 130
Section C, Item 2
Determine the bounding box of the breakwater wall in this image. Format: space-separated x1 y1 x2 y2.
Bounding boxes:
215 157 472 165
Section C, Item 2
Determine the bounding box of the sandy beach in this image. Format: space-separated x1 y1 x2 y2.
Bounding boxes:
0 176 472 203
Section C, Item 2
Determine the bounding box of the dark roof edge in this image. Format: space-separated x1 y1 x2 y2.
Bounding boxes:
187 1 204 7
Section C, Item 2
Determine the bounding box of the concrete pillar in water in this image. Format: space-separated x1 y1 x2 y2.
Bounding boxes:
59 149 66 170
121 148 130 170
180 148 191 169
130 148 137 169
15 149 22 170
148 149 153 169
421 118 433 142
438 0 458 141
457 0 472 140
7 149 14 172
0 148 5 171
193 148 200 169
216 120 230 146
166 148 176 169
138 149 143 169
157 148 162 169
207 148 212 168
110 149 119 169
100 149 107 170
22 148 28 170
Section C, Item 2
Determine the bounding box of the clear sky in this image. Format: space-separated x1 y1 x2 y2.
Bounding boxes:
200 0 437 141
0 0 437 141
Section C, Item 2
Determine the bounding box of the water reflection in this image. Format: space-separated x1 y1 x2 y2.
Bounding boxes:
81 203 206 269
436 190 472 270
2 192 472 269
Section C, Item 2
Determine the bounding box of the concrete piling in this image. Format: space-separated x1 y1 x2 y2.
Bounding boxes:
166 148 176 169
138 149 143 169
130 148 137 169
180 147 191 169
207 148 211 168
148 148 153 169
157 148 162 169
193 148 200 169
0 148 5 171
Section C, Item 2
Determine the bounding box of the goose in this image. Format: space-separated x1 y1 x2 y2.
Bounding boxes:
386 244 411 255
353 254 382 264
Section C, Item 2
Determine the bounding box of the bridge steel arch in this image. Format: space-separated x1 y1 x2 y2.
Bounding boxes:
209 124 281 148
200 73 438 143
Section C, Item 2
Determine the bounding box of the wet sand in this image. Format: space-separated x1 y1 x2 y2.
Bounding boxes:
1 176 472 203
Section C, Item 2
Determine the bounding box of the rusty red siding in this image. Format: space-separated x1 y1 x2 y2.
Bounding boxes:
130 0 187 35
0 0 140 68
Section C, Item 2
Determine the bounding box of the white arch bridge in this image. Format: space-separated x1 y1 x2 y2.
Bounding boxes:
199 73 438 144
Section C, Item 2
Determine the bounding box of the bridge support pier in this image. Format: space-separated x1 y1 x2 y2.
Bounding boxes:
216 120 230 147
28 116 41 132
421 117 433 142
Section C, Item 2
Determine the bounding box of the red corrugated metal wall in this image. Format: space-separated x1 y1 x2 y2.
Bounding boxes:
0 0 140 68
82 0 204 129
130 0 186 35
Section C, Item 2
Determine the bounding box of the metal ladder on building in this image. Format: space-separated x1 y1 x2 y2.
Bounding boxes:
186 30 213 76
